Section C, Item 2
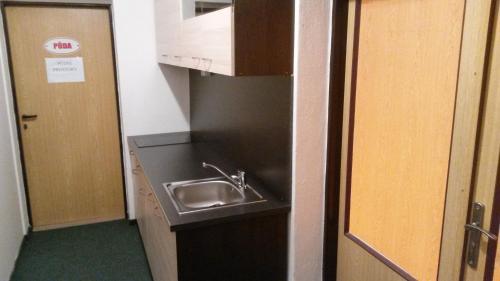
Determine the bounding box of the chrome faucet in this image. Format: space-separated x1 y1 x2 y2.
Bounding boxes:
202 162 248 191
235 170 247 190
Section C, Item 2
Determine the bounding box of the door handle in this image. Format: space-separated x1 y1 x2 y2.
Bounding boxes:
21 114 38 120
465 202 497 268
465 223 498 240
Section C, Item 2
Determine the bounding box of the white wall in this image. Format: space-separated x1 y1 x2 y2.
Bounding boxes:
112 0 190 218
288 0 332 280
0 102 24 281
0 12 28 280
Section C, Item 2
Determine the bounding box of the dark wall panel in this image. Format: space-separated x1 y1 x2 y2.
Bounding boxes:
190 71 292 201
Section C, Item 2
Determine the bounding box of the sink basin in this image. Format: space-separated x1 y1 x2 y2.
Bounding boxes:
164 178 265 214
172 180 244 208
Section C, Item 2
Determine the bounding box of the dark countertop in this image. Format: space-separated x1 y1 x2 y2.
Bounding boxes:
128 133 290 232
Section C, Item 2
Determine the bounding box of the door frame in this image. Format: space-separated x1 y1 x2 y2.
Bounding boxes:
323 0 348 280
484 160 499 280
0 1 129 227
470 1 500 278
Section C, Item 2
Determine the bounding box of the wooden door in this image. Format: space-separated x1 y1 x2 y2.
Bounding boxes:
4 5 125 230
336 0 497 280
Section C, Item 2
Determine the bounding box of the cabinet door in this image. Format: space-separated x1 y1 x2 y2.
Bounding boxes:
131 157 147 236
154 0 182 59
144 190 178 281
130 154 178 281
144 192 162 281
154 0 233 75
150 200 178 281
135 177 147 237
177 7 233 75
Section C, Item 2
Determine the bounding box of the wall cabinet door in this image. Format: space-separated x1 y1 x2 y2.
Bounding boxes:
154 0 293 76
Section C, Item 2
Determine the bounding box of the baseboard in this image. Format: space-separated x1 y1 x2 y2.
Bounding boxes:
32 216 124 232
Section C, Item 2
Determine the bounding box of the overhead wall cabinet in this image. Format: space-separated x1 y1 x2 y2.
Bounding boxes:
154 0 294 76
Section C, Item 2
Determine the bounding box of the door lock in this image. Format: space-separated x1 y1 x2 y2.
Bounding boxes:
465 202 498 268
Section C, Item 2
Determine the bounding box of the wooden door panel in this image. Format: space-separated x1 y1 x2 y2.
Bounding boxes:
335 0 497 280
331 0 495 280
341 0 465 280
5 6 124 228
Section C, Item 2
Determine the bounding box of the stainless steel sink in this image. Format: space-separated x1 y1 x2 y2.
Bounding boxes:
172 180 243 208
164 178 265 214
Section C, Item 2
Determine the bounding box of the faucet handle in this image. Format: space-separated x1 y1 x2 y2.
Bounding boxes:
236 170 247 189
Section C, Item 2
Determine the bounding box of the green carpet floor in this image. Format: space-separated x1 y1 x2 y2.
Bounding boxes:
10 220 153 281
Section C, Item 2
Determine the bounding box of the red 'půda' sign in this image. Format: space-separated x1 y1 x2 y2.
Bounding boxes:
44 37 80 54
55 42 72 49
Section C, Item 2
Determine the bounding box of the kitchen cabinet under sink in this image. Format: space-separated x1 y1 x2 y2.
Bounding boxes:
132 152 178 280
130 151 288 281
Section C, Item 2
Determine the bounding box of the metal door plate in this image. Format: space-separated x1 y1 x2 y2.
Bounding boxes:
466 202 485 268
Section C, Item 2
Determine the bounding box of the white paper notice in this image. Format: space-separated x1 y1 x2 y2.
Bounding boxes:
45 57 85 83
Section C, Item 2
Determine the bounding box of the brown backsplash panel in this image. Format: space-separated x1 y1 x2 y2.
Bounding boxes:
190 71 292 201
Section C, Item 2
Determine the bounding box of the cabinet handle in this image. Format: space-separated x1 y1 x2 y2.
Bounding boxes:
146 192 155 202
154 206 162 218
129 151 134 156
192 57 201 67
132 168 140 174
201 58 212 71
